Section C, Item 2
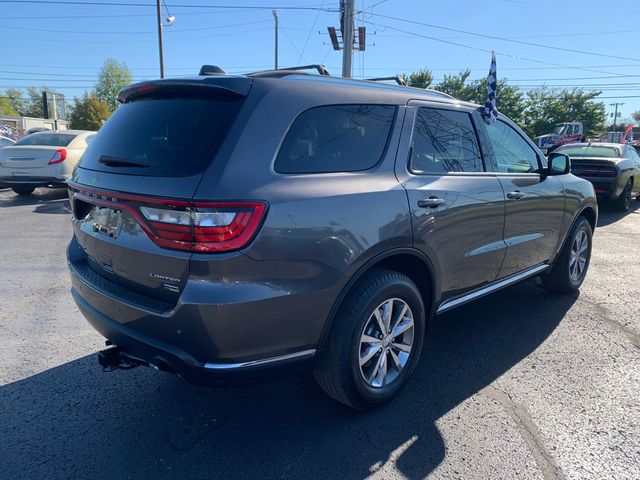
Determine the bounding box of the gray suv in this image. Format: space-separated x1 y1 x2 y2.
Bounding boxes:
67 66 597 409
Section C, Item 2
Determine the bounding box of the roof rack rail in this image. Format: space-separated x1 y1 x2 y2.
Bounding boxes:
365 76 407 86
249 64 331 77
199 65 227 76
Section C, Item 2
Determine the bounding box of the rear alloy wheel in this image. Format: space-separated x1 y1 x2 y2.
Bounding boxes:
614 179 632 212
542 216 592 293
314 269 425 409
11 185 35 196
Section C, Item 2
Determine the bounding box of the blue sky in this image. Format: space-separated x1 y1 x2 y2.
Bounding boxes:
2 0 640 125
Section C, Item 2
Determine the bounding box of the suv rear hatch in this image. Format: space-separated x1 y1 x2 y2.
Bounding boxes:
68 76 256 309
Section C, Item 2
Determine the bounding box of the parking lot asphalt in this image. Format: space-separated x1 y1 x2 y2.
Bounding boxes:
0 187 638 480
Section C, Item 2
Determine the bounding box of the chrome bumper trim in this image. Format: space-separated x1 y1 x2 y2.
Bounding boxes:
204 349 317 370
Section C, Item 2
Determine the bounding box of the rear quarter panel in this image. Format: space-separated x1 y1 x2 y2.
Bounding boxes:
192 82 413 347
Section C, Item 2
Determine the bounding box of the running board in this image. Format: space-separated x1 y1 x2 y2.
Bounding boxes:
436 264 549 314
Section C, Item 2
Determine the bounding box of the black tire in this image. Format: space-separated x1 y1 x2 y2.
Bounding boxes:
11 185 35 196
314 268 426 409
542 217 592 293
613 179 633 212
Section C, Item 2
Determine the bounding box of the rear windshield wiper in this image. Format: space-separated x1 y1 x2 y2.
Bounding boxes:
98 155 149 168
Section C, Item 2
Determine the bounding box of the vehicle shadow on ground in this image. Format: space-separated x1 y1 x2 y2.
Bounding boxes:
0 188 70 214
597 199 640 227
0 280 576 479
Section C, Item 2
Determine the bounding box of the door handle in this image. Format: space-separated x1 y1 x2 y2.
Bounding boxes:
418 197 446 208
506 190 525 200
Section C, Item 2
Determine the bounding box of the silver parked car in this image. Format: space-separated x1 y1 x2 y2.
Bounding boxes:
0 130 95 195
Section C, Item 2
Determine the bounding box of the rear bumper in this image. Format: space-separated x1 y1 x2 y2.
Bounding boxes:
71 286 316 384
0 175 67 188
67 238 327 385
574 175 620 200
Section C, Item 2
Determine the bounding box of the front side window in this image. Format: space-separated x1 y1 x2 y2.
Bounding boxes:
409 108 483 174
275 104 395 174
485 120 540 173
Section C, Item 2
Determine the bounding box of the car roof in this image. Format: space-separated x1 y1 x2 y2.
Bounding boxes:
123 71 481 110
30 130 94 136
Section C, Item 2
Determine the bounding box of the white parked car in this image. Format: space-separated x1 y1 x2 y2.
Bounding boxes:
0 130 96 195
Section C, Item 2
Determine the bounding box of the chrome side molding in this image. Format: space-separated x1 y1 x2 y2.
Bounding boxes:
204 349 317 370
436 264 549 314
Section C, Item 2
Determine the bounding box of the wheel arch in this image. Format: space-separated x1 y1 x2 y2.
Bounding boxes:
552 205 597 266
318 248 438 349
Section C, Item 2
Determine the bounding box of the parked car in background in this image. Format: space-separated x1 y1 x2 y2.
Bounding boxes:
0 136 15 148
0 130 95 195
67 68 597 409
554 142 640 211
534 122 585 155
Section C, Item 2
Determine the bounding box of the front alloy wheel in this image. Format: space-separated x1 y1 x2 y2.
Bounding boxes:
569 229 589 283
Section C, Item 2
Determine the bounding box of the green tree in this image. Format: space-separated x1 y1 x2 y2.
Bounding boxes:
21 86 47 118
433 69 472 98
403 68 433 89
95 58 132 112
523 87 605 138
631 111 640 125
68 91 111 130
0 97 18 116
4 88 26 115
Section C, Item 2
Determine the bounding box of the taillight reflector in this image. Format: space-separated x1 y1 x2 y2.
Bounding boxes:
48 148 67 165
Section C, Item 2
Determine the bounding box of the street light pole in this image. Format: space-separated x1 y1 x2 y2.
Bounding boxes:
156 0 165 78
272 10 279 70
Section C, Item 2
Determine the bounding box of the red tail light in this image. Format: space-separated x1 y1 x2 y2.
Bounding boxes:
71 186 267 253
140 202 267 252
48 148 67 165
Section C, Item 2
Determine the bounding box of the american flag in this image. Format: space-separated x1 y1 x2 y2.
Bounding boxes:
483 51 498 124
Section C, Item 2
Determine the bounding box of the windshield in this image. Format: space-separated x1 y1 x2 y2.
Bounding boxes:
78 95 244 176
14 132 76 147
552 125 568 135
555 145 620 158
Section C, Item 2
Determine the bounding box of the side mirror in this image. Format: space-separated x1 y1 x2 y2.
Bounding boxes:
547 153 570 175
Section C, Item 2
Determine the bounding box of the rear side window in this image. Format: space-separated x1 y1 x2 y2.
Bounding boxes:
79 96 244 176
409 108 483 174
14 132 76 147
275 104 395 174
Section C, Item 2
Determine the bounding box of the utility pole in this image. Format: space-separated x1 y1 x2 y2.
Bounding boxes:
610 102 624 131
272 10 279 70
341 0 355 78
156 0 165 78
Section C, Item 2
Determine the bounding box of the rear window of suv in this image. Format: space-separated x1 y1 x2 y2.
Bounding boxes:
14 132 76 147
275 104 396 174
78 95 244 176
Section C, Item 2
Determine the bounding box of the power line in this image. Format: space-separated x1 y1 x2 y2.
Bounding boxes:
0 0 337 11
364 20 630 77
368 13 640 63
0 19 272 34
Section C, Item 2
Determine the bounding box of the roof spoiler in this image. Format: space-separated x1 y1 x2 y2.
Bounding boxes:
117 77 252 104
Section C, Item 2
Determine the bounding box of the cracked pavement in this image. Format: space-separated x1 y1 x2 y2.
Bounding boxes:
0 188 638 479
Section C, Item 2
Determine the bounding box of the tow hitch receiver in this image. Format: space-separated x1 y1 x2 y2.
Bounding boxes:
98 346 147 372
